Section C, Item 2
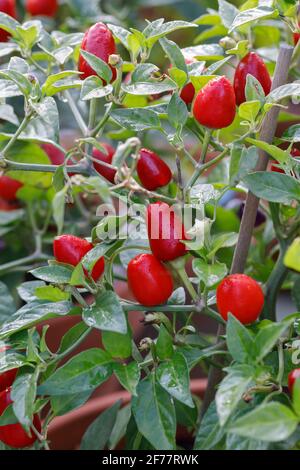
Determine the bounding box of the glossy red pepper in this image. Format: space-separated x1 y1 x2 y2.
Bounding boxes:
53 235 105 282
78 22 117 82
41 143 65 166
127 253 173 306
0 198 19 211
0 387 41 448
92 143 116 183
234 52 272 105
137 148 172 191
216 274 264 324
288 368 300 393
0 368 17 393
193 76 236 129
294 23 300 46
271 147 300 173
0 0 16 42
147 202 187 261
26 0 58 17
179 57 197 105
0 175 23 202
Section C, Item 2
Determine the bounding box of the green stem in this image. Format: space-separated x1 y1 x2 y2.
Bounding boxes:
49 327 93 364
0 253 48 274
1 114 32 158
4 161 91 175
185 129 212 190
262 247 288 321
91 103 114 138
64 90 87 135
276 340 284 388
121 302 196 312
177 268 198 302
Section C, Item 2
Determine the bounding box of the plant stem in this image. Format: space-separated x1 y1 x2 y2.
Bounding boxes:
262 247 288 321
121 302 196 313
177 267 198 302
4 161 91 175
0 253 48 274
64 90 87 135
0 114 32 159
186 128 212 190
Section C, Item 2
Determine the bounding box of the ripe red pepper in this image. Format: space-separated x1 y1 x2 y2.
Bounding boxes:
271 147 300 173
53 235 105 282
216 274 264 324
26 0 58 17
147 201 187 261
92 143 116 183
294 23 300 46
0 175 23 202
0 0 16 42
179 57 197 105
78 22 117 82
0 198 19 211
193 76 236 129
288 368 300 393
0 368 17 393
0 387 41 448
137 148 172 191
41 143 65 166
127 253 173 306
234 52 272 105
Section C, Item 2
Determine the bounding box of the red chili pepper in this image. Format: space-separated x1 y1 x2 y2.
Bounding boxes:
78 22 117 82
0 198 20 211
180 57 197 105
127 253 173 306
0 175 23 202
288 368 300 393
41 143 65 166
193 76 236 129
137 148 172 191
53 235 105 282
0 0 16 42
147 201 187 261
26 0 58 17
92 143 116 183
0 387 41 448
216 274 264 324
0 368 17 393
234 52 272 105
270 147 300 173
294 23 300 46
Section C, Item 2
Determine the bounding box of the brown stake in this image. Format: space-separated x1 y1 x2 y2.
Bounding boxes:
200 44 294 418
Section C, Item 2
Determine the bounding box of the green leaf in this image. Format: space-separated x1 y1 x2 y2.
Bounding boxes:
50 391 92 416
246 137 289 163
182 44 224 61
143 19 197 48
11 369 38 432
38 348 113 396
79 50 112 83
26 97 59 142
226 314 255 363
107 24 131 49
229 6 278 33
194 401 225 450
239 100 261 123
193 259 227 289
80 400 120 450
42 71 81 96
245 74 266 104
0 282 16 325
244 171 300 204
282 124 300 143
0 351 27 374
195 13 221 26
122 78 176 96
156 352 194 408
102 329 132 359
30 265 73 284
17 281 45 302
108 404 132 450
111 108 161 132
80 76 113 101
284 238 300 272
156 325 173 360
194 25 227 44
255 321 291 361
83 291 127 334
0 301 74 339
229 145 259 185
0 11 20 37
35 285 69 302
52 187 67 234
218 0 239 28
229 402 298 442
132 375 176 450
0 70 32 97
159 37 187 73
113 362 140 395
216 365 255 425
168 93 188 129
0 404 18 426
266 83 300 103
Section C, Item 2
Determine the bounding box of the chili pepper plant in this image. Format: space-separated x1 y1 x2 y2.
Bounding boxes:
1 0 300 451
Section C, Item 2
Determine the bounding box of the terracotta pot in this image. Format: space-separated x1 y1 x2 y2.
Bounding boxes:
47 379 207 450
